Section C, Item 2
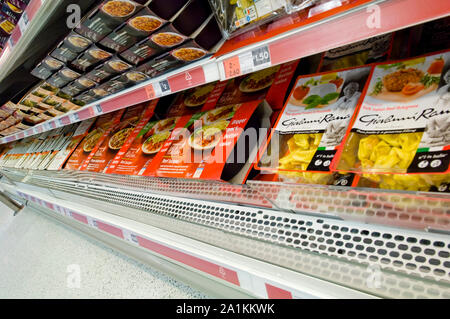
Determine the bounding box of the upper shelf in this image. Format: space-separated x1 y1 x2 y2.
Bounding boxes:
0 0 56 81
0 0 448 144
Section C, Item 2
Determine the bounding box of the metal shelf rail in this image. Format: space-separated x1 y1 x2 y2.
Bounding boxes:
1 168 449 299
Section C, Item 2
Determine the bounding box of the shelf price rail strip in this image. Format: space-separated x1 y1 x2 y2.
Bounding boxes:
9 185 367 299
0 59 219 144
218 0 450 79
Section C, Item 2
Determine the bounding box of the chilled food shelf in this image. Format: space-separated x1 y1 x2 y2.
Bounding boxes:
1 167 449 298
0 0 448 143
217 0 450 80
0 179 372 299
0 0 55 80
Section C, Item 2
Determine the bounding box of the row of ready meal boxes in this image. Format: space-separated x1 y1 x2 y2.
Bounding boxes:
29 0 223 105
2 47 450 193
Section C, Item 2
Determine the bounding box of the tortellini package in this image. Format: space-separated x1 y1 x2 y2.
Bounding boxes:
256 66 371 185
333 50 450 175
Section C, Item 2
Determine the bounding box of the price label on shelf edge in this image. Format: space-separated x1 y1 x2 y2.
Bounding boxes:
145 84 156 99
159 80 171 94
18 12 29 33
223 45 272 79
70 112 80 123
93 104 103 116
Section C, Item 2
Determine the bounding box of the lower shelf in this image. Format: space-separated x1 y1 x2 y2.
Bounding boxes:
1 181 372 299
1 169 449 298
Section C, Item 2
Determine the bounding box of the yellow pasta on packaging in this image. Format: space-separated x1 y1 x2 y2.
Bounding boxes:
333 50 450 175
256 65 372 185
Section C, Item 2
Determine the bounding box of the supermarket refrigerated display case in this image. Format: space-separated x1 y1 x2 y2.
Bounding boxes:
0 0 449 299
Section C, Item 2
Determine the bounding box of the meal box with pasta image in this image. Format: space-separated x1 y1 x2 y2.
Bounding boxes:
75 0 144 43
255 65 372 186
50 32 93 64
98 6 169 53
30 56 65 80
215 60 299 110
64 110 124 170
61 77 98 97
100 99 181 175
84 56 132 83
106 113 181 176
120 0 213 65
47 119 97 171
70 45 113 73
103 84 221 175
332 49 450 176
81 102 156 172
135 16 223 77
138 97 273 184
47 67 81 88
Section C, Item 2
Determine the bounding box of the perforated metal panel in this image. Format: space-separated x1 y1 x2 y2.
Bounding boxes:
41 187 450 299
3 168 450 298
248 181 450 232
23 170 272 208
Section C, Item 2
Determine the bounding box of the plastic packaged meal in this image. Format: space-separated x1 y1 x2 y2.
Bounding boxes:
256 66 372 185
120 25 188 65
47 68 81 88
75 0 142 42
99 7 167 53
333 50 450 175
31 57 64 80
50 32 93 63
71 46 113 72
85 58 132 83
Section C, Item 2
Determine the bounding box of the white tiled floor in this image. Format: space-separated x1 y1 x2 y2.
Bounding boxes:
0 202 209 299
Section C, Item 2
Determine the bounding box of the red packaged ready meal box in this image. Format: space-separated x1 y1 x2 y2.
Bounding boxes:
141 99 273 183
81 102 155 172
165 82 218 117
47 118 97 170
64 110 124 170
255 65 372 185
108 61 298 181
332 50 450 176
215 61 299 110
108 115 182 175
105 83 221 175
